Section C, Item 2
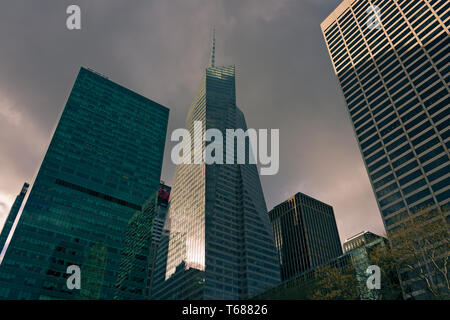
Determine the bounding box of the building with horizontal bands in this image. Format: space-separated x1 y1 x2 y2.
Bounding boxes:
321 0 449 299
0 67 169 299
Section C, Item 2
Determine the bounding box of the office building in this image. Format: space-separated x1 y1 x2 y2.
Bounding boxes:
321 0 449 227
269 192 343 281
0 67 169 299
114 183 170 299
146 184 170 296
321 0 449 298
152 35 281 300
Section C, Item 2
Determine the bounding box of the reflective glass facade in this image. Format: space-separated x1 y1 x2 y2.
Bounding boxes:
269 192 343 281
152 64 280 300
114 184 170 299
321 0 449 231
0 67 169 299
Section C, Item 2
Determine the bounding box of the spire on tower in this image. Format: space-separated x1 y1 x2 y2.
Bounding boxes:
210 28 216 67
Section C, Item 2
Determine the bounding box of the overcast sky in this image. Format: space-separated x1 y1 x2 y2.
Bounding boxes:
0 0 386 244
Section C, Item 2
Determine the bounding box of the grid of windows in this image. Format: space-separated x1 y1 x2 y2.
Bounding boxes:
269 193 343 281
113 184 170 300
0 67 169 299
152 64 280 300
322 0 449 232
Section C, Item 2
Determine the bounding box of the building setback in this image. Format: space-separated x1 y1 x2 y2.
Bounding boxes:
269 192 343 281
0 67 169 299
321 0 449 298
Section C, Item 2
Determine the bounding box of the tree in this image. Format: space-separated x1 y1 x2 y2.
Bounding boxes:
368 243 404 300
386 207 449 299
264 283 313 300
258 264 360 300
309 264 361 300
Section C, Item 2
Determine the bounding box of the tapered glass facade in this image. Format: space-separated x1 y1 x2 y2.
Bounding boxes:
0 67 169 299
152 63 280 300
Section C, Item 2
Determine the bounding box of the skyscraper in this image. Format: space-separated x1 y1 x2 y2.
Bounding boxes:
152 35 281 300
0 183 29 255
146 184 171 295
114 183 170 299
269 192 343 281
0 67 169 299
149 218 173 299
321 0 449 298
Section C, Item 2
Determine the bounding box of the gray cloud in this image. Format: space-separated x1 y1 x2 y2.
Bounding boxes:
0 0 385 243
0 202 7 218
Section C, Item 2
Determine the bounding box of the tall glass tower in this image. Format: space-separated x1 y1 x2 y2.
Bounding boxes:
321 0 449 298
152 36 281 300
0 67 169 299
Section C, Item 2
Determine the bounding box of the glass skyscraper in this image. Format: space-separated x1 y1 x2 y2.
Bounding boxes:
321 0 449 298
0 183 29 256
152 39 281 300
0 67 169 299
146 184 170 296
269 192 343 281
114 183 170 299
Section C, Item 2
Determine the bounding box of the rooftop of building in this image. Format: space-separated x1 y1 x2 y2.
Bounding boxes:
344 230 384 243
79 66 169 112
320 0 355 32
270 191 333 212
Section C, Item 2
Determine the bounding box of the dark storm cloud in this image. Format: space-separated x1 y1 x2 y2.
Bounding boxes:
0 0 386 243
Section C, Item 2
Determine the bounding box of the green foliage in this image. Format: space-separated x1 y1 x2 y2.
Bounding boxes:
386 207 449 300
368 245 403 300
309 265 360 300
